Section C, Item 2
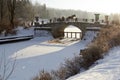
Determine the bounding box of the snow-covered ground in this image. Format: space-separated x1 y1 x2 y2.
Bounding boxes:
0 27 98 80
67 47 120 80
0 27 34 39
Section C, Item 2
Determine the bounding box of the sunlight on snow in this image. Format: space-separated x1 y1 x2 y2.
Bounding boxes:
11 39 79 59
11 44 65 59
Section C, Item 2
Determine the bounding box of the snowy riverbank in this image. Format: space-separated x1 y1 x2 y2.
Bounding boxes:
67 46 120 80
0 27 98 80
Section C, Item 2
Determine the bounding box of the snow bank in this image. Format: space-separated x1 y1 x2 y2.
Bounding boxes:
0 27 34 39
67 47 120 80
16 27 34 36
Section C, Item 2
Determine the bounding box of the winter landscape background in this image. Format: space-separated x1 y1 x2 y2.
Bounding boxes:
1 0 120 80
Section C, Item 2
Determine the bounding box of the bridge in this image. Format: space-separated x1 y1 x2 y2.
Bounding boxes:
34 14 109 39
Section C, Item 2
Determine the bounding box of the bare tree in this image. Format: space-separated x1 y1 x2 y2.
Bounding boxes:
7 0 16 28
0 0 4 21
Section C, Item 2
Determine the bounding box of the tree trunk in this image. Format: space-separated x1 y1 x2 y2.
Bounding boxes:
0 0 4 21
7 0 16 28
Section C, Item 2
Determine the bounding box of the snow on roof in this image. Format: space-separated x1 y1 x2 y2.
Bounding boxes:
64 25 82 32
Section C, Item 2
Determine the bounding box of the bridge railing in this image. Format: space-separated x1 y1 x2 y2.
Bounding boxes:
34 18 107 27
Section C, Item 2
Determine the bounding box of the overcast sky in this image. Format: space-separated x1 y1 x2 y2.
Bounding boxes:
31 0 120 14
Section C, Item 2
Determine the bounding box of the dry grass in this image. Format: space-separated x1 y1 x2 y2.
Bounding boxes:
93 26 120 52
48 39 62 43
110 33 120 47
81 25 120 69
52 55 83 80
81 45 103 69
33 70 53 80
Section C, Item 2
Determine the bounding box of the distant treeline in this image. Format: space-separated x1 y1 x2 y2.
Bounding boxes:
32 2 120 25
0 0 120 25
33 3 105 20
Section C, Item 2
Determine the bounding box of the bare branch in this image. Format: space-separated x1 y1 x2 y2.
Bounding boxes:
0 49 16 80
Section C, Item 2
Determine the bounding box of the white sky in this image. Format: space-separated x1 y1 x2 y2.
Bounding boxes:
31 0 120 14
